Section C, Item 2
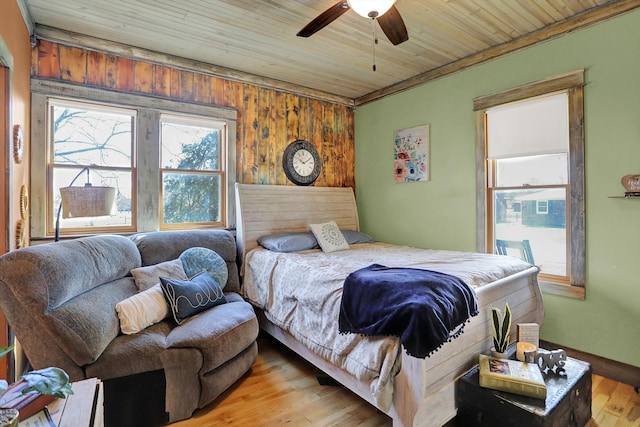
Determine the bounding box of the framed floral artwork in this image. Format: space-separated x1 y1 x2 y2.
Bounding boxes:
394 124 429 182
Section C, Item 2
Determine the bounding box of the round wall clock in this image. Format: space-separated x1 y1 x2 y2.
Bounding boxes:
282 140 321 186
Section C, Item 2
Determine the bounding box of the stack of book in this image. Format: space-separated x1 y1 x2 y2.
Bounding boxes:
0 378 56 420
478 354 547 400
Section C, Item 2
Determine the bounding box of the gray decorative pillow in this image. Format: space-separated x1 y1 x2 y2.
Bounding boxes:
179 247 228 290
341 230 374 245
131 258 188 291
309 221 350 253
257 232 319 252
159 272 227 325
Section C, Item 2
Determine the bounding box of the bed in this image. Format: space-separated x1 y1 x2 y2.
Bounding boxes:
235 183 543 427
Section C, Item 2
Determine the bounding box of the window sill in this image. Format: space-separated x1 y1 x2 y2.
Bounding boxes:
540 280 585 300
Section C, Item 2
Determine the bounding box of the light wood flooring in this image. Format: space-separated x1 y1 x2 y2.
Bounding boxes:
173 337 640 426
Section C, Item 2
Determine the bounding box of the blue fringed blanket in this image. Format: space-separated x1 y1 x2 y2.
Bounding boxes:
338 263 479 358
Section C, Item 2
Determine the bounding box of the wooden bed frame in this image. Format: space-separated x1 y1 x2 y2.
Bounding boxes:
235 183 544 427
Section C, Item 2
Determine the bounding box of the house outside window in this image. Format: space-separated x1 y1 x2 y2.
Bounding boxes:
474 70 585 299
31 80 237 240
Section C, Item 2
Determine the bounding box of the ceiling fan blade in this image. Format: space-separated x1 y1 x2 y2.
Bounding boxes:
297 1 349 38
377 5 409 45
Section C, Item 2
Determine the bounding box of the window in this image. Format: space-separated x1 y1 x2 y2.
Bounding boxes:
31 80 237 240
536 200 549 215
49 98 136 235
160 115 226 228
474 70 585 299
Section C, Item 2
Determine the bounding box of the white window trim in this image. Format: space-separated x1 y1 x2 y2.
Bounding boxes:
473 70 585 299
31 79 237 240
536 200 549 215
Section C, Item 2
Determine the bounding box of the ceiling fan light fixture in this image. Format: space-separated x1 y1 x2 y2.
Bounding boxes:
347 0 397 19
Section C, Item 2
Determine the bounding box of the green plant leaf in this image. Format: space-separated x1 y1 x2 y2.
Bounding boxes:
21 367 74 399
491 303 512 353
498 303 512 352
0 346 14 360
491 307 501 342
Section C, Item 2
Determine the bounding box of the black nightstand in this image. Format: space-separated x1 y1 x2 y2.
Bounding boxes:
454 355 592 426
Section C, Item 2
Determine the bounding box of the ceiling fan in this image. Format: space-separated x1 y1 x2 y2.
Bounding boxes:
297 0 409 46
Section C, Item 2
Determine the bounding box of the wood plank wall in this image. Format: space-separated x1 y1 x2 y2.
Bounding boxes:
31 39 355 188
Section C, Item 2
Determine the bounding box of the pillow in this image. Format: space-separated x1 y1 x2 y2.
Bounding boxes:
341 230 374 245
257 232 319 253
179 247 229 290
309 221 350 253
160 272 227 325
131 258 188 292
115 284 169 335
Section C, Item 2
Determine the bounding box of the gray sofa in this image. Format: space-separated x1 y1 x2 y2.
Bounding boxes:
0 229 259 425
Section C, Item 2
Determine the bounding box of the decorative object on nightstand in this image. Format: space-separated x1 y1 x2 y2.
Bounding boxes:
536 349 568 375
516 322 539 362
490 303 512 358
55 166 115 241
282 140 321 186
478 354 547 400
517 323 539 347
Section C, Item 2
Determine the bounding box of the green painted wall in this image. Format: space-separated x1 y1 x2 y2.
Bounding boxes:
354 9 640 368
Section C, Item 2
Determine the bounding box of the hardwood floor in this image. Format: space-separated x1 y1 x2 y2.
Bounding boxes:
173 337 640 426
588 375 640 427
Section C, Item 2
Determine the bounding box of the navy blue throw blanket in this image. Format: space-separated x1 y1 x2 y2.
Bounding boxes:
338 264 479 358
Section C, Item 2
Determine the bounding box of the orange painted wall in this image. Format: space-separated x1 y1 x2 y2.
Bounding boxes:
0 0 32 379
1 1 31 253
32 40 355 189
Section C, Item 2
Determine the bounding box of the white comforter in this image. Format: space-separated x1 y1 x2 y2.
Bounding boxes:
242 242 534 410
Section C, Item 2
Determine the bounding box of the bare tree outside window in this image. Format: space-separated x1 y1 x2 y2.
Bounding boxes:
50 100 135 233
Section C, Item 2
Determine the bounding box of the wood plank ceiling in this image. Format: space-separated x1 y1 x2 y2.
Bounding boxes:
23 0 640 104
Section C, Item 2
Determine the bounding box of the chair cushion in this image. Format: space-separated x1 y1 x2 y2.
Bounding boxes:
165 293 259 373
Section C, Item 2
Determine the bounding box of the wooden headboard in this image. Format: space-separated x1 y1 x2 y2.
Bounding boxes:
235 183 359 263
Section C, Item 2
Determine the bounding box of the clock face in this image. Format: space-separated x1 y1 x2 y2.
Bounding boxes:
292 149 315 177
283 140 321 186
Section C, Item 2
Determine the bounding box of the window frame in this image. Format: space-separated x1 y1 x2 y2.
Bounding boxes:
474 70 586 299
31 79 237 240
159 114 227 229
47 97 138 236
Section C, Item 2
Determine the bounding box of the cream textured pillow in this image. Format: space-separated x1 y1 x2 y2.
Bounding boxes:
115 284 169 335
309 220 350 253
131 258 188 291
